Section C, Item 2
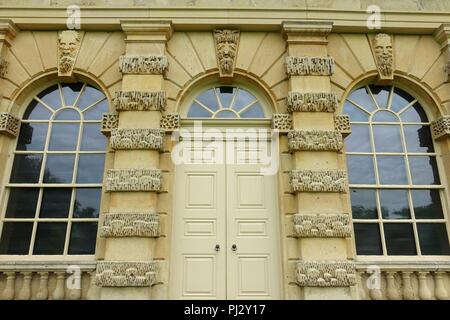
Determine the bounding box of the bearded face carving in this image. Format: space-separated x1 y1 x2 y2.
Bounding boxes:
214 29 240 78
373 33 393 79
58 30 80 76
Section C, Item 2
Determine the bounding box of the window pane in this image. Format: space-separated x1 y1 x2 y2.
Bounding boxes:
187 102 212 117
373 125 403 152
372 111 398 122
61 83 83 107
54 108 80 120
33 222 67 255
347 87 376 112
43 154 75 184
23 100 52 120
17 123 48 151
195 88 219 112
73 188 101 218
76 154 105 184
417 223 450 255
6 188 39 218
10 154 43 183
77 85 105 110
80 123 106 151
233 89 257 112
343 101 369 122
37 85 61 110
379 189 411 219
384 223 417 255
0 222 33 254
350 189 378 219
218 86 235 108
377 156 408 185
347 155 375 184
240 103 264 118
48 123 79 151
412 189 444 219
344 124 371 152
403 125 434 153
68 222 98 254
83 100 109 120
400 102 428 123
369 85 390 109
409 156 440 185
354 223 383 255
391 87 415 113
39 188 72 218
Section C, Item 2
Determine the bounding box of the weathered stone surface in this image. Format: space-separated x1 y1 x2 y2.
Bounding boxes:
95 261 158 287
296 261 356 287
287 92 338 113
289 170 347 193
0 112 20 137
119 55 168 74
431 116 450 140
288 130 343 151
334 115 351 137
214 29 239 78
160 113 180 130
113 91 166 111
100 211 160 238
58 30 81 77
105 169 162 192
110 128 164 150
293 214 351 238
101 113 118 136
272 113 292 132
285 56 334 76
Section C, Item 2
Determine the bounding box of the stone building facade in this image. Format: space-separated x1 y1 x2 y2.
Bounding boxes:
0 1 449 300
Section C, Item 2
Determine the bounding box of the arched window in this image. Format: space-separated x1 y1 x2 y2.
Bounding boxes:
344 85 450 256
186 85 266 119
0 82 108 256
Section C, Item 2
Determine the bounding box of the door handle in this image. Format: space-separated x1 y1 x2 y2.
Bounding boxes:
215 244 220 252
231 244 237 252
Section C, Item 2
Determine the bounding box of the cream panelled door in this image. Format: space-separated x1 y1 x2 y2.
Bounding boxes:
170 139 282 300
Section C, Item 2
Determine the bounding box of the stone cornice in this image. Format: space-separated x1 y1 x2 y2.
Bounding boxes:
120 20 173 43
282 21 333 45
0 19 18 47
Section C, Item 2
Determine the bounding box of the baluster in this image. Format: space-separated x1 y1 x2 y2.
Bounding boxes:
68 272 82 300
2 272 16 300
86 271 100 300
401 271 414 300
17 272 32 300
367 269 382 300
385 271 400 300
35 272 49 300
357 272 367 300
434 272 448 300
418 272 432 300
52 272 65 300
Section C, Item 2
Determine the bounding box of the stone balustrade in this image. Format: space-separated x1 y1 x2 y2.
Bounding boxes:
0 262 98 300
356 262 450 300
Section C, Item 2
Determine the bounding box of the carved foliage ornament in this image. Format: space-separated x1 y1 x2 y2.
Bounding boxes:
288 130 343 152
101 113 118 136
100 211 160 238
373 33 394 80
297 261 356 287
0 58 8 78
0 112 20 137
160 113 180 131
289 170 347 193
287 92 338 113
272 113 292 132
58 30 81 77
431 116 450 140
214 29 240 78
105 169 162 192
113 91 166 111
119 55 168 74
95 261 158 287
285 56 334 76
110 128 164 151
293 214 351 238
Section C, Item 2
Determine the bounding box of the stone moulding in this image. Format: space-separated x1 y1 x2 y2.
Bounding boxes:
119 55 168 74
160 113 180 131
287 92 338 113
105 169 162 192
334 115 351 137
285 56 334 76
272 113 292 132
100 211 160 238
288 130 343 151
95 261 158 287
289 170 347 193
0 58 8 78
213 29 240 78
58 30 81 77
101 113 118 136
110 128 164 151
0 112 20 137
431 116 450 140
293 214 351 238
113 91 166 111
297 261 357 287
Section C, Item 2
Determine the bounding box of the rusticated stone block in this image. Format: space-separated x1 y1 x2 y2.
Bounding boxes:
0 112 20 137
289 170 347 193
105 169 162 192
293 213 351 238
113 91 166 111
119 55 168 74
334 115 351 137
431 116 450 140
101 113 118 136
95 261 158 287
288 130 343 151
287 92 338 113
100 211 160 238
110 128 164 150
297 261 356 287
285 56 334 76
272 113 292 132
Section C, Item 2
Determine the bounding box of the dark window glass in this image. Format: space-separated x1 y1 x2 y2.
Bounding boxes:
400 102 429 123
54 108 80 120
83 100 108 120
73 188 101 218
417 223 450 255
412 189 444 219
39 188 72 218
384 223 417 255
43 154 75 184
61 83 83 107
0 222 33 254
10 154 42 183
350 189 378 219
391 87 415 112
343 101 369 122
370 85 390 109
48 123 79 151
80 123 107 151
409 156 440 185
354 223 383 255
344 124 371 152
377 156 408 185
33 222 67 255
218 86 235 108
6 188 39 218
403 125 434 153
379 189 411 219
22 100 52 120
196 88 219 112
77 85 105 110
17 123 48 151
76 154 105 183
347 155 375 184
37 85 61 110
347 87 376 112
68 222 98 254
373 125 403 152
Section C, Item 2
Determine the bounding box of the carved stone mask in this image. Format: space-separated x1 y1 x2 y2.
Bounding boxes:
59 31 79 56
374 34 392 60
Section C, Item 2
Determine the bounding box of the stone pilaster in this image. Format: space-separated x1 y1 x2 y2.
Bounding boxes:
98 21 172 300
434 24 450 83
282 21 354 300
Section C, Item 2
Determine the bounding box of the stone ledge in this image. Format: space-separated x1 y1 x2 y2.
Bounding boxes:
289 170 347 193
285 56 334 76
431 116 450 140
95 261 158 287
287 92 338 112
119 55 168 74
296 260 356 287
288 130 343 151
293 213 351 238
100 211 160 238
0 112 20 137
110 128 164 150
113 91 166 111
105 169 162 192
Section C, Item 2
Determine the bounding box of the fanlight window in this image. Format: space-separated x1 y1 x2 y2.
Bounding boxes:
0 82 108 256
344 85 450 256
187 86 265 119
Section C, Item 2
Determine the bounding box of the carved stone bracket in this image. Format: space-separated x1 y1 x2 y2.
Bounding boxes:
119 55 168 74
95 261 158 287
334 115 351 137
101 113 118 136
296 261 357 287
58 30 81 77
100 211 160 238
293 214 351 238
214 29 240 78
287 92 338 113
110 128 164 151
288 130 343 152
431 116 450 140
289 170 347 193
0 112 20 137
371 33 394 82
113 91 166 111
272 113 292 132
105 169 162 192
160 113 180 131
0 58 8 78
285 56 334 76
